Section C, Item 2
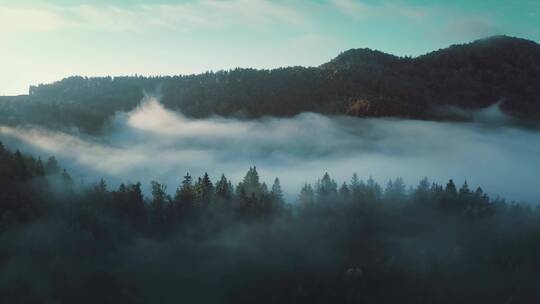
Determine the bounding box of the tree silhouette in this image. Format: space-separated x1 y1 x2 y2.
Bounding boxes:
175 173 194 219
215 174 233 200
44 156 60 175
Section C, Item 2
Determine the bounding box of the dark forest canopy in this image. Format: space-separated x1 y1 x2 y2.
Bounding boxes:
1 35 539 132
1 143 540 303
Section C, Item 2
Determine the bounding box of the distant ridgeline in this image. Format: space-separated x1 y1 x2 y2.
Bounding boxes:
1 35 539 132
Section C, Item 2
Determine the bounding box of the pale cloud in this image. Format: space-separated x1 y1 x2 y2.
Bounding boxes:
330 0 432 21
0 125 145 174
443 15 501 40
0 0 311 34
0 7 66 33
126 98 250 137
67 3 218 32
330 0 503 44
201 0 309 28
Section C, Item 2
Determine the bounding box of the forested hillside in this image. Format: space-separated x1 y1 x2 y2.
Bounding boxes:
1 143 540 303
1 35 539 132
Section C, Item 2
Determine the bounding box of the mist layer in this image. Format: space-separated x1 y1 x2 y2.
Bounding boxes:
1 97 539 202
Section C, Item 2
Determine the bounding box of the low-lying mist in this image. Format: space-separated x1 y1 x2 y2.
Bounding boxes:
1 96 539 203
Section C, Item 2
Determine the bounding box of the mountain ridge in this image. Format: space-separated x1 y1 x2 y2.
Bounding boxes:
1 35 539 132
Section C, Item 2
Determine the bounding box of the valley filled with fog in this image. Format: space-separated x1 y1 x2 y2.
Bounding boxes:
1 96 538 203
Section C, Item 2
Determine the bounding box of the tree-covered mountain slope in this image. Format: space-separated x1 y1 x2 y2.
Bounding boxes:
1 35 539 132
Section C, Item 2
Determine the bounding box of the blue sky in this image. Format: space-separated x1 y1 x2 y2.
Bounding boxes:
0 0 539 95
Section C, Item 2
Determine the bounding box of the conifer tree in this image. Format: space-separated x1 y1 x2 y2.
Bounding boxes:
366 176 382 202
215 174 232 200
200 172 214 204
271 178 284 204
13 150 29 182
175 173 194 218
339 182 350 202
316 172 337 203
35 158 45 176
299 184 315 206
150 180 170 232
44 156 60 175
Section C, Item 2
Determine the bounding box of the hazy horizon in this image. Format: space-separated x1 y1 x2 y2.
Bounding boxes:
4 34 540 98
2 0 539 95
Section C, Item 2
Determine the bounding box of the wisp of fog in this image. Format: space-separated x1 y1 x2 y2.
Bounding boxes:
1 96 539 203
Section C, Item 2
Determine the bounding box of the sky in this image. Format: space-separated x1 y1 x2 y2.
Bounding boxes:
0 0 539 95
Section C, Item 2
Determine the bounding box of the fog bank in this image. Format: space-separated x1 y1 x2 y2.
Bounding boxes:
1 97 539 203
